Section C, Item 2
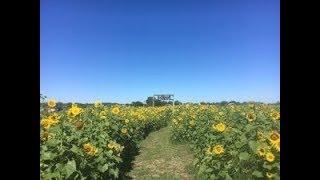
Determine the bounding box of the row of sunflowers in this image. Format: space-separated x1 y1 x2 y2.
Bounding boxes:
40 100 172 179
170 103 280 179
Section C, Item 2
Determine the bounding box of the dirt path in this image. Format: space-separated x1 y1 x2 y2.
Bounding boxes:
127 127 195 180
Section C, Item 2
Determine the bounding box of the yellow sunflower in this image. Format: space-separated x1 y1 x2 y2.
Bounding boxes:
270 111 280 121
112 107 120 115
213 123 226 132
121 128 128 135
266 172 274 178
265 152 275 162
273 141 280 152
257 147 266 157
268 132 280 145
41 131 51 141
47 99 56 108
246 112 256 122
68 105 82 118
83 143 98 156
94 101 102 108
40 118 55 130
213 145 224 155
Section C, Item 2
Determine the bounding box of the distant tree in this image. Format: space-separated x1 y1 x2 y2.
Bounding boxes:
229 101 240 105
131 101 144 107
174 100 182 105
219 101 228 106
56 102 64 111
146 97 154 106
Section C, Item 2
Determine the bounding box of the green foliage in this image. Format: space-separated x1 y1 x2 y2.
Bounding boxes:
170 103 280 179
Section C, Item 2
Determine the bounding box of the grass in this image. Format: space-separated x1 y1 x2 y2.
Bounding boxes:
126 126 196 180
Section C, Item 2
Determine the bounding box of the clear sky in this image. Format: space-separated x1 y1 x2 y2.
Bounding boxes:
41 0 279 103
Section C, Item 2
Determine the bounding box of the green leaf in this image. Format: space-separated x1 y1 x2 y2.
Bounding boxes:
225 173 233 180
263 162 272 170
42 152 55 160
249 141 258 151
239 152 250 161
205 167 213 173
98 164 109 173
43 172 60 179
64 160 76 178
252 170 263 178
109 168 119 178
112 125 118 131
70 145 81 154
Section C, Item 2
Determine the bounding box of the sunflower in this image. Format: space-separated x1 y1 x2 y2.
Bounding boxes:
213 123 226 132
74 121 84 130
268 132 280 145
266 172 274 178
257 147 266 157
213 145 224 155
83 143 98 156
40 118 55 130
265 152 275 162
112 107 120 115
41 131 51 141
257 131 265 140
47 114 60 124
246 112 256 122
68 105 82 118
270 111 280 121
94 101 102 108
121 128 128 135
47 99 56 108
107 141 124 153
273 141 280 152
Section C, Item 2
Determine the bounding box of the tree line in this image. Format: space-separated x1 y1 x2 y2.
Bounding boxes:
41 94 279 110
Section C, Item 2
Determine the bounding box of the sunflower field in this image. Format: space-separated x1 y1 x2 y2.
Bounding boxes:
40 100 171 179
170 103 280 179
40 99 280 179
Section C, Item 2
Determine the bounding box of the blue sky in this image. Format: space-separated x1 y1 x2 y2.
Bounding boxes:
41 0 279 103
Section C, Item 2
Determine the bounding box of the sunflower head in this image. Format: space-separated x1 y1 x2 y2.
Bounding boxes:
41 131 51 141
94 101 102 108
266 172 274 178
265 152 275 162
47 99 56 108
257 147 266 157
75 121 84 130
246 112 256 122
112 107 120 115
83 143 98 156
269 132 280 145
213 145 224 155
270 111 280 121
214 123 226 132
121 128 128 135
273 141 280 152
68 105 82 118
